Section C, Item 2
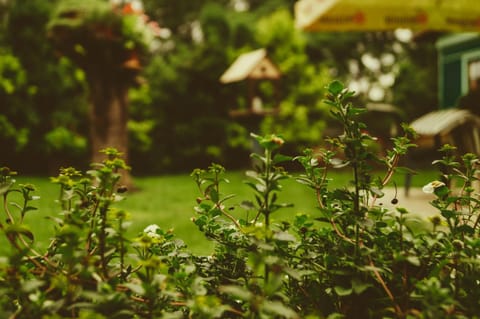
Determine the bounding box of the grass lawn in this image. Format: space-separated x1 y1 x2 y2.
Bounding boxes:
1 168 439 256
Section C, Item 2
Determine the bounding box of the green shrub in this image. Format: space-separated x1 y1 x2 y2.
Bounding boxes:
1 81 480 318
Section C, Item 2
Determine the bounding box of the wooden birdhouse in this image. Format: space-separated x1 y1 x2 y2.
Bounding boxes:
220 48 282 118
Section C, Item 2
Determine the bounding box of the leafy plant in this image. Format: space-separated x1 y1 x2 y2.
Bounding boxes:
1 81 480 318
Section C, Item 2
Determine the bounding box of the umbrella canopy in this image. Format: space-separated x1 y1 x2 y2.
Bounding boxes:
295 0 480 32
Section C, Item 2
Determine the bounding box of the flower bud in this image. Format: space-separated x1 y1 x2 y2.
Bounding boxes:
430 215 442 226
117 185 128 193
452 239 464 251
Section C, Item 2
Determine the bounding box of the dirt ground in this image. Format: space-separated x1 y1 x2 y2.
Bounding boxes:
378 187 437 220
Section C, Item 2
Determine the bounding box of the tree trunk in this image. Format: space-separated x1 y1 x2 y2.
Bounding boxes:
88 77 133 188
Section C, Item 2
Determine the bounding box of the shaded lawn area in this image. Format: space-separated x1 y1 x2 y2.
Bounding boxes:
1 169 439 256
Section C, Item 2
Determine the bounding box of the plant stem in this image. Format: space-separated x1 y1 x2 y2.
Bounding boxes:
3 193 15 224
353 161 361 258
119 218 125 280
217 203 242 230
264 148 272 282
368 255 403 317
99 204 109 279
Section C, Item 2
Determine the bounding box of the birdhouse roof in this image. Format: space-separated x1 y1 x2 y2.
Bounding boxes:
410 109 480 136
220 48 281 84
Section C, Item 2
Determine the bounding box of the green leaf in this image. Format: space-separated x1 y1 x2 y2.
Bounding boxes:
334 285 353 296
21 279 44 292
219 285 252 301
273 231 296 242
273 154 292 165
295 177 315 188
351 278 371 294
24 206 38 213
240 200 255 210
5 224 34 242
262 300 298 319
123 282 146 295
9 202 22 210
328 80 344 95
434 185 449 197
255 183 267 192
375 221 388 228
370 186 384 197
208 187 219 203
441 209 456 219
250 153 266 163
284 267 316 281
457 224 474 235
0 180 14 196
348 107 367 116
406 256 421 267
210 207 221 217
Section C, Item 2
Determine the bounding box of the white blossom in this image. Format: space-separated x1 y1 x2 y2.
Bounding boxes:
143 224 161 239
422 181 446 194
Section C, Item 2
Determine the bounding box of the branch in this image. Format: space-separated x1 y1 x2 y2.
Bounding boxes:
216 204 242 230
367 255 403 317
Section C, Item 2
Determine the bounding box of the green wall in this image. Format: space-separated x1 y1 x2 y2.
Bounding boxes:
437 33 480 108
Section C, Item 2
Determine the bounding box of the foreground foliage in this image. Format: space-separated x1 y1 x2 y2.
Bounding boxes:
1 81 479 318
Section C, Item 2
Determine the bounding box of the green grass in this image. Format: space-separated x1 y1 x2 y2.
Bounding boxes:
1 168 439 256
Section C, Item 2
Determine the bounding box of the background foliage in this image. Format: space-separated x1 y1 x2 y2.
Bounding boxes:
0 0 439 174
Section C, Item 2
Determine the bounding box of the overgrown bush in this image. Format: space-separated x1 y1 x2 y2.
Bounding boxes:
1 81 480 318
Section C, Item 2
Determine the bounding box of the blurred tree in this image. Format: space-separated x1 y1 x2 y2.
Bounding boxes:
393 35 439 120
47 0 161 185
1 0 88 173
132 0 331 172
130 1 235 172
255 9 331 153
0 52 33 157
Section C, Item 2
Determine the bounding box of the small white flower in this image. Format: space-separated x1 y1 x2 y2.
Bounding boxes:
422 181 446 194
143 224 161 238
422 184 434 194
144 224 160 233
146 233 161 239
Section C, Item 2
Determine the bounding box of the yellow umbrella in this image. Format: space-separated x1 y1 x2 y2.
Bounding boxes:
295 0 480 32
